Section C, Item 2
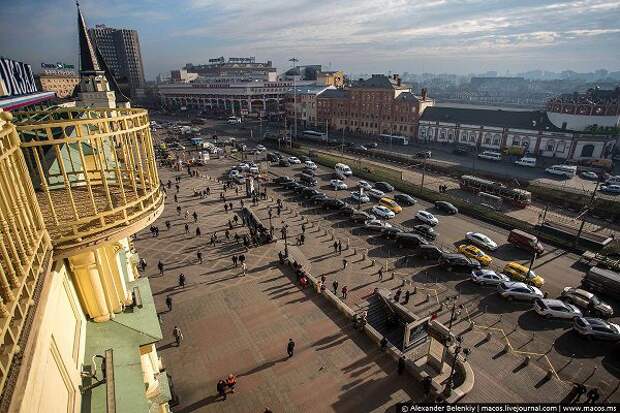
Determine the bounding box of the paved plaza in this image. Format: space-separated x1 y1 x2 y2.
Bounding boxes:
136 161 423 412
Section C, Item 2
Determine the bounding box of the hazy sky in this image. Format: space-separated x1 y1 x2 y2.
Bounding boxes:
1 0 619 80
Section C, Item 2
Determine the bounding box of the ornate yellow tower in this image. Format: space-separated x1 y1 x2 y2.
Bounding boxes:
0 4 171 413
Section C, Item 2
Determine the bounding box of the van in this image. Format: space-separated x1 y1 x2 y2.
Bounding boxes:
582 267 620 299
514 157 537 167
508 229 544 255
335 163 353 176
545 164 577 178
299 173 317 187
477 151 502 161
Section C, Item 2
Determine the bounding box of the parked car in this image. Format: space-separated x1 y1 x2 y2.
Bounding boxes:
267 152 280 162
367 188 385 199
350 191 370 203
303 160 317 170
417 244 445 261
533 298 581 319
372 205 396 219
378 197 402 214
381 227 404 239
600 184 620 194
358 180 373 190
302 188 320 198
256 144 266 151
415 210 438 226
416 151 432 158
465 232 498 250
300 155 312 163
497 281 544 301
503 262 545 287
435 201 458 214
394 193 416 206
440 254 481 272
330 179 348 190
287 156 301 164
581 267 620 300
470 269 510 286
299 173 317 187
350 210 374 222
477 151 502 161
374 182 394 192
507 229 545 255
581 171 599 180
339 205 357 216
322 198 346 210
364 218 392 231
302 167 316 176
278 159 291 167
310 193 328 204
458 244 493 266
412 224 436 241
573 317 620 340
561 287 613 318
394 233 429 249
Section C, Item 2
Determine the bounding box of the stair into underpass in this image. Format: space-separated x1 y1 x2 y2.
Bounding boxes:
362 294 405 350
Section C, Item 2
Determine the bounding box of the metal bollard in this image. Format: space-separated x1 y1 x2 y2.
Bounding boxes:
426 293 430 302
468 320 474 331
503 343 510 354
353 248 357 256
413 286 417 294
371 259 376 266
486 332 492 341
545 369 554 380
523 356 530 366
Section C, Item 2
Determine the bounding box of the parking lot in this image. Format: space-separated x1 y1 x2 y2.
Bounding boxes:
252 150 620 401
152 117 620 402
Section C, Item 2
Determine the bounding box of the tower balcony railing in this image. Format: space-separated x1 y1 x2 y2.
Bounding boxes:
13 107 164 257
0 111 53 398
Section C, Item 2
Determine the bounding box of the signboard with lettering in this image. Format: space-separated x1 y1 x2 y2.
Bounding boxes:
0 58 38 97
41 62 75 69
228 57 255 63
208 57 225 64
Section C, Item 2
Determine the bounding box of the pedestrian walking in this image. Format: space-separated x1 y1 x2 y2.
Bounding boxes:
174 194 178 203
332 280 339 294
206 187 211 195
232 255 238 267
398 356 406 375
173 326 183 346
165 220 171 230
380 337 388 351
225 229 230 240
277 205 281 216
139 257 147 271
184 223 190 235
217 379 227 400
195 227 201 237
342 259 348 270
239 254 246 265
185 210 189 220
165 295 172 312
241 262 247 277
404 290 410 304
338 240 342 254
394 288 402 302
154 226 159 237
228 220 233 230
178 273 186 288
233 215 239 225
226 374 237 393
176 184 180 193
333 241 338 254
176 205 181 215
158 261 164 276
586 388 600 404
225 203 229 213
300 233 305 245
287 338 295 358
234 233 240 244
378 267 383 280
197 251 203 264
341 285 348 299
193 211 198 223
228 202 233 211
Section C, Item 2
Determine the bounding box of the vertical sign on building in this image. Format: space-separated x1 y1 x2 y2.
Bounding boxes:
0 58 38 97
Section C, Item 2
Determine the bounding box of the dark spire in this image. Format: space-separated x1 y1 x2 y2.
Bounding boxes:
77 1 101 74
76 2 130 103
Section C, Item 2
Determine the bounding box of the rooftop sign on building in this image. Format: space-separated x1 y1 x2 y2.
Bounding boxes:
0 58 38 97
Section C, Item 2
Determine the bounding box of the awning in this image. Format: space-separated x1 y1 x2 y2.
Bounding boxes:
0 91 56 111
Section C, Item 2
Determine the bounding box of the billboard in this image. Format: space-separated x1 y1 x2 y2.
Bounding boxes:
0 58 38 98
41 62 75 69
208 57 225 64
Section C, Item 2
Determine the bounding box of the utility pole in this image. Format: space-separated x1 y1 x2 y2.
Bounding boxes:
421 157 427 188
575 178 601 247
289 57 299 149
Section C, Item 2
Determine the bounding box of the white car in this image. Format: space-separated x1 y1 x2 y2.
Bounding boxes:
470 269 509 286
580 171 599 180
366 188 385 199
533 298 581 319
228 169 242 177
256 144 266 151
415 210 438 226
372 205 396 219
249 166 259 174
465 232 498 250
364 218 392 231
330 179 348 190
600 184 620 194
350 191 370 203
287 157 301 164
497 281 543 301
236 163 250 171
358 180 372 190
303 160 318 170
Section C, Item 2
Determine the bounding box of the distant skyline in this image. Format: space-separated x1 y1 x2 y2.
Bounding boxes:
1 0 619 81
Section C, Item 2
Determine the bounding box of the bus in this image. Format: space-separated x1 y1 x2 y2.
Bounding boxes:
302 130 328 142
459 175 531 208
378 134 409 145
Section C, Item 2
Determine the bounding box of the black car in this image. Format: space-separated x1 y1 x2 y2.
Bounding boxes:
417 244 445 261
300 155 312 162
381 227 404 239
322 198 346 210
289 182 304 191
302 188 320 198
412 224 437 241
274 176 292 185
279 159 291 167
453 146 469 155
440 254 481 272
339 205 357 216
301 168 316 176
394 193 416 206
416 151 432 159
367 142 378 149
266 153 280 162
374 182 394 192
435 201 458 214
350 210 373 222
310 193 328 204
394 233 429 249
283 181 299 189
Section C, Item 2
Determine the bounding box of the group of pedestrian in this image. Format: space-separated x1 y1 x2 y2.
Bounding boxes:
393 288 411 304
332 240 343 255
331 280 348 299
149 225 160 237
438 184 448 193
216 374 238 401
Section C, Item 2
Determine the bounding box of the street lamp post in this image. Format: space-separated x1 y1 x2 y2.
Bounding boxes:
283 224 289 257
443 336 470 397
289 57 299 149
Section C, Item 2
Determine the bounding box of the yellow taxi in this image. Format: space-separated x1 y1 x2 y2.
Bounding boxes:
457 244 492 266
502 262 545 287
379 197 402 214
